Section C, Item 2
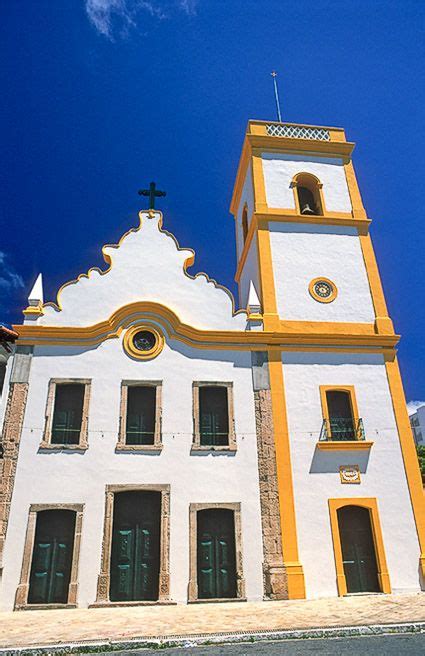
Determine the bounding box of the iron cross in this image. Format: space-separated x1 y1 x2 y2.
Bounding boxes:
138 181 166 209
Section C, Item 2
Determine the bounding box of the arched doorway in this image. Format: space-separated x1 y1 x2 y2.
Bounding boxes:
337 505 380 593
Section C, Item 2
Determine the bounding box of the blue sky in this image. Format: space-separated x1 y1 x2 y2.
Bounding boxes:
1 0 424 401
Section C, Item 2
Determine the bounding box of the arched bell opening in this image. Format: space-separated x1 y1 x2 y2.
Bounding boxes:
292 173 324 216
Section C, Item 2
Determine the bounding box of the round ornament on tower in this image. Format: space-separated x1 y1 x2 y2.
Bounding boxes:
309 277 338 304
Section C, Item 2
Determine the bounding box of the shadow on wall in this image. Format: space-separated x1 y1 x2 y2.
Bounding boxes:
34 332 253 370
309 447 371 474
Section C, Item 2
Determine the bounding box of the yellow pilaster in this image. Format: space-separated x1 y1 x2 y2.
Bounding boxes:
268 349 306 599
343 159 367 219
359 233 395 335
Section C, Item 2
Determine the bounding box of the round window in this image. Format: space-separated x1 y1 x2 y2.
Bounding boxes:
133 330 157 352
123 325 164 360
309 277 337 303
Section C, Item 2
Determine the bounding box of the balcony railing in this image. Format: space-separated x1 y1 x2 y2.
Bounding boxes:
319 418 366 442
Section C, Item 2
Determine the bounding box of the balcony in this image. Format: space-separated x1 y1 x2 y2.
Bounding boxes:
317 418 373 451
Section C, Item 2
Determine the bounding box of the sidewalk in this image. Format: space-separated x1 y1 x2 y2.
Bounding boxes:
0 592 423 652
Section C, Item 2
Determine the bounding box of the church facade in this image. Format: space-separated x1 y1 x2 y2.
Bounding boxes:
0 120 423 610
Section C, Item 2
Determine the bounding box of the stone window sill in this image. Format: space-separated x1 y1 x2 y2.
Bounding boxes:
38 442 88 452
188 597 247 604
191 445 237 453
115 444 163 453
16 603 77 611
316 440 374 451
89 600 175 608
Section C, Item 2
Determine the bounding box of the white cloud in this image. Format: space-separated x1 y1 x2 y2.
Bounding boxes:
85 0 199 39
407 400 425 416
0 251 24 313
178 0 198 15
0 251 24 293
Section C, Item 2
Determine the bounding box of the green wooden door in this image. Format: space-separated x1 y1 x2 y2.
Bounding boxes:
337 506 380 593
28 510 76 605
197 509 236 599
110 491 161 602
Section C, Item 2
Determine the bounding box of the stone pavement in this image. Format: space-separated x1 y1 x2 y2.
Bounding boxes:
0 593 423 650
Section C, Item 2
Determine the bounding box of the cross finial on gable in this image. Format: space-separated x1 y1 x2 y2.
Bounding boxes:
138 182 166 209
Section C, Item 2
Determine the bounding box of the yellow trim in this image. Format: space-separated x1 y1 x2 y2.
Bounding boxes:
317 441 374 451
309 277 338 304
249 135 354 159
384 355 425 577
123 325 164 361
23 304 44 317
328 498 391 595
268 350 306 599
256 221 280 331
343 159 367 219
256 210 370 234
359 233 394 335
277 320 383 336
251 151 268 213
13 304 400 351
320 385 359 420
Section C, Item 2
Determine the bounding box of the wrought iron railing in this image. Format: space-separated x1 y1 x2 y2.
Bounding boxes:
319 418 365 442
266 124 331 141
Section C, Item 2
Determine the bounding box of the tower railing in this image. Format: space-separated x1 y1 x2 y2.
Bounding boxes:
266 124 331 141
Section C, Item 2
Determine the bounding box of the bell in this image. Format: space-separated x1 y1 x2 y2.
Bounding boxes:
301 203 316 215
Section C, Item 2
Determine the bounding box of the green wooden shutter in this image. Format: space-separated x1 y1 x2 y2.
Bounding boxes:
51 384 85 444
199 387 229 446
126 386 156 445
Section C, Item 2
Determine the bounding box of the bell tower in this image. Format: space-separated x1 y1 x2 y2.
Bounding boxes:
229 120 425 601
230 120 394 337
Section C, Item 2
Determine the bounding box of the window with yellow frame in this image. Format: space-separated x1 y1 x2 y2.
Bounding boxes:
319 385 364 442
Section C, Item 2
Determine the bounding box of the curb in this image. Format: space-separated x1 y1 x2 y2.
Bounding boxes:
0 621 424 655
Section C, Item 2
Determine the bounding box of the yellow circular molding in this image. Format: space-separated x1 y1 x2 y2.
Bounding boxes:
123 325 164 360
309 277 338 304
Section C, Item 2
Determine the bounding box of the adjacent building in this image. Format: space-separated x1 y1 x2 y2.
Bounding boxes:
0 119 423 611
409 404 425 445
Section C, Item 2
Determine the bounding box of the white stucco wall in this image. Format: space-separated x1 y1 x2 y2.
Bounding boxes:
269 223 376 323
1 329 265 609
282 352 421 598
238 234 260 311
34 212 246 331
261 153 352 213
